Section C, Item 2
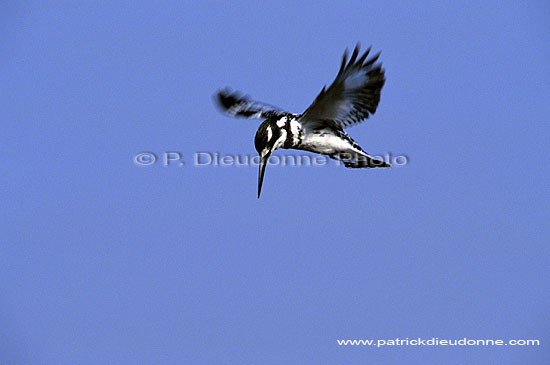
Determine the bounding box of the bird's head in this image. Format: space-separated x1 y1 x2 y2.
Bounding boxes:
254 119 286 198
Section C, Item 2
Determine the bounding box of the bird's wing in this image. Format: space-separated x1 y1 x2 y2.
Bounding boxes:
215 89 287 119
299 45 385 129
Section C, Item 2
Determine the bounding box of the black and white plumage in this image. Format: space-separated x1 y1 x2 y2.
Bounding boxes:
215 44 390 198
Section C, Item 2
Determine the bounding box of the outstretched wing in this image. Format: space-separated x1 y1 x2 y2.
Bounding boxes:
215 89 286 119
299 45 385 129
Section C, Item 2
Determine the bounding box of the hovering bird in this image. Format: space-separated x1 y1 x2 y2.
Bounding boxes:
215 44 390 198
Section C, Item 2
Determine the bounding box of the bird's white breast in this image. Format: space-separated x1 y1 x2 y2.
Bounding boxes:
300 127 361 155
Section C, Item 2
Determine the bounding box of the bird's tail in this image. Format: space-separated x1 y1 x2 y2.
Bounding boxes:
340 153 391 168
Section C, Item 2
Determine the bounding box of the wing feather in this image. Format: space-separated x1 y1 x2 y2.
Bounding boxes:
215 89 286 119
299 44 385 129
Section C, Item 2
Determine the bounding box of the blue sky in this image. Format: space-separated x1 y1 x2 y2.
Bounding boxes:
1 1 549 363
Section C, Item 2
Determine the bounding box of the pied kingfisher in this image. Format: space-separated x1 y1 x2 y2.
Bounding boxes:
215 44 391 198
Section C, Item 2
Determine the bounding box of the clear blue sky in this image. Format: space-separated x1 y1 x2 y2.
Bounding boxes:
1 1 549 364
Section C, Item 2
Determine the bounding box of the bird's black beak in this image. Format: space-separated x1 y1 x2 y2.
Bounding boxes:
257 150 272 199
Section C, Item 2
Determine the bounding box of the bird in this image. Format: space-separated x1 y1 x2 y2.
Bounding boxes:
215 44 391 198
